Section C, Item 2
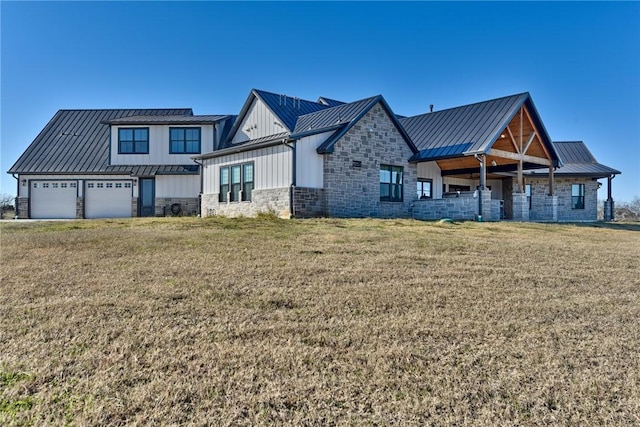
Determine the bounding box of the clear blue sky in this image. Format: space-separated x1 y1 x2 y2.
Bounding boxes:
2 1 639 202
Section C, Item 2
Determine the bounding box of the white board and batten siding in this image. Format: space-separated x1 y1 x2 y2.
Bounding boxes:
231 99 287 144
417 162 444 199
203 145 292 194
155 175 200 198
110 124 215 165
295 132 333 188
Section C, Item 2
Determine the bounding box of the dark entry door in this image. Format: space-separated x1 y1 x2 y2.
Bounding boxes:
139 178 155 217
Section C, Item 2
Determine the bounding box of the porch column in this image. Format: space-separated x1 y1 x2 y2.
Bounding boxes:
604 175 615 221
548 164 554 196
477 154 486 221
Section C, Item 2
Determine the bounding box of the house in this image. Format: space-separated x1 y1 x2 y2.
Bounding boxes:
196 89 620 222
8 89 620 222
8 109 234 219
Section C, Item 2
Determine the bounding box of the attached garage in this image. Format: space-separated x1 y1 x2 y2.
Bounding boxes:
85 180 133 218
30 180 78 219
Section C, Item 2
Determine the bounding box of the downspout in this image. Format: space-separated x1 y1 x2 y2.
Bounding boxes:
607 174 616 221
12 174 19 218
193 158 204 217
282 138 296 218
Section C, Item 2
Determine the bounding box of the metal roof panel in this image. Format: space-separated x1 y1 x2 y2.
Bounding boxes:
8 109 194 174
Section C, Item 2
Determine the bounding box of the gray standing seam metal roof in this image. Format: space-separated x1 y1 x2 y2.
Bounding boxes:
526 141 620 177
400 93 559 165
104 115 231 125
291 96 380 137
317 97 346 107
8 109 194 174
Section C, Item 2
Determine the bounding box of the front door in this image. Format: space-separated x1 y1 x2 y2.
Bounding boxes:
139 178 155 217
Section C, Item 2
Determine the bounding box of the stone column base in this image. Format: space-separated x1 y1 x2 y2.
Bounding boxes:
604 200 615 221
512 193 530 221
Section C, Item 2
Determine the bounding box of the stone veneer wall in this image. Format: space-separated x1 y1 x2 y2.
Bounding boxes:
201 187 291 218
16 197 29 219
412 190 494 221
604 200 614 221
323 103 417 218
131 198 139 217
412 195 477 221
155 197 199 217
76 198 84 219
528 177 598 221
292 187 325 218
512 193 530 221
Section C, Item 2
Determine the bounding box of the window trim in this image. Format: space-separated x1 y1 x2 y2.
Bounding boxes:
571 183 585 210
118 127 149 154
169 127 201 154
219 162 255 203
417 178 433 200
380 164 404 202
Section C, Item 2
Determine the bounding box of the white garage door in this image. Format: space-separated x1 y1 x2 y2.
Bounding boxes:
85 180 132 218
30 181 77 219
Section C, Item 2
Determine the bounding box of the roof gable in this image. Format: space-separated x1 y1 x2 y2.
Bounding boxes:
222 89 332 147
313 96 417 155
255 89 330 131
401 93 559 165
8 109 193 174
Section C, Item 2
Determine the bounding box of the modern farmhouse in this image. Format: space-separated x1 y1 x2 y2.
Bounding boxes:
8 89 620 221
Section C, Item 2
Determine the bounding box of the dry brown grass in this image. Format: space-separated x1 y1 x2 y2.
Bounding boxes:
1 218 639 425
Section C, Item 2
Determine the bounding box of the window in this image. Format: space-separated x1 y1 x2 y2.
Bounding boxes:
33 183 39 188
572 184 585 209
43 183 49 188
242 163 254 201
220 168 229 202
87 183 94 188
70 183 77 188
61 183 68 188
115 183 122 188
380 165 403 202
52 183 58 188
219 162 254 202
97 183 104 188
106 183 113 188
118 128 149 154
525 184 532 210
417 179 432 199
170 127 201 154
125 182 132 188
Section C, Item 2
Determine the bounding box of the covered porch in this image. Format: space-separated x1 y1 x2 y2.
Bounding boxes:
410 101 560 221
